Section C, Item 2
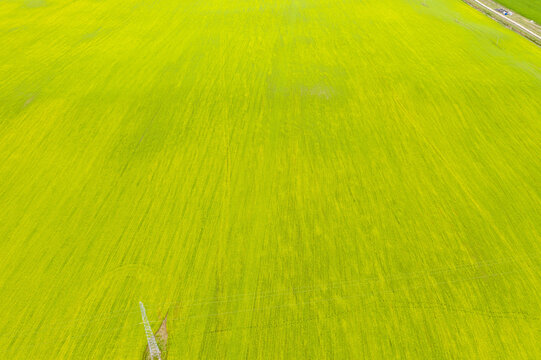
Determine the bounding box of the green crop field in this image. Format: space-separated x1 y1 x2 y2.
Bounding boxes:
0 0 540 358
497 0 541 24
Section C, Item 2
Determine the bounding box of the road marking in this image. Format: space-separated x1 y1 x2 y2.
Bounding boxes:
469 0 541 41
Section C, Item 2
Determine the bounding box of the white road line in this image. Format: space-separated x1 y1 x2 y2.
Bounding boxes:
469 0 541 41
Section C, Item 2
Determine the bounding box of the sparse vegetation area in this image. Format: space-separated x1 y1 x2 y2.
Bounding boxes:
0 0 540 358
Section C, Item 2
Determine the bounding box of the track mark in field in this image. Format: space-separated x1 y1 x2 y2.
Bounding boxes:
140 254 536 318
381 299 539 320
162 271 536 338
153 269 522 327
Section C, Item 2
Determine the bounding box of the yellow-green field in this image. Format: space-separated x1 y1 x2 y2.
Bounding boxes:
1 0 540 358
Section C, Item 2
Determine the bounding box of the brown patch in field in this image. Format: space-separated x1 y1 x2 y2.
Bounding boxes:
142 315 168 360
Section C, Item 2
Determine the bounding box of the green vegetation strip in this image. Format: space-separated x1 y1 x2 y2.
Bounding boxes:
497 0 541 24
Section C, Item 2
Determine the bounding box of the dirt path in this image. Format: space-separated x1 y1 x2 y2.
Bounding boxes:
462 0 541 45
